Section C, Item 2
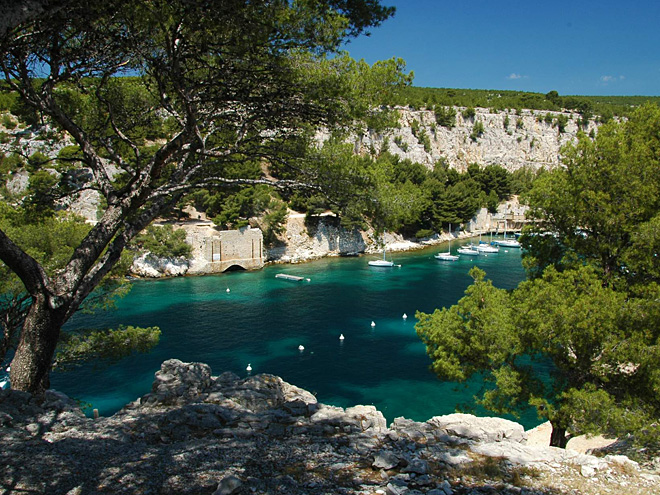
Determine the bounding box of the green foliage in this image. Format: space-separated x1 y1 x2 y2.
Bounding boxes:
133 225 192 258
417 265 660 445
1 114 17 129
418 105 660 448
462 106 476 120
434 106 456 128
418 129 432 153
54 325 161 371
56 145 84 171
0 153 25 183
0 204 134 365
522 104 660 287
470 120 484 142
553 114 569 133
25 170 59 219
395 86 660 119
510 166 542 195
393 135 408 152
27 151 50 173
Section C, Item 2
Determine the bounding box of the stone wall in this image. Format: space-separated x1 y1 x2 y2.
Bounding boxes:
186 224 264 274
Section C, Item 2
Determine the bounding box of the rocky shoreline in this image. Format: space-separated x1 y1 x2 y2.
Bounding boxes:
1 359 657 495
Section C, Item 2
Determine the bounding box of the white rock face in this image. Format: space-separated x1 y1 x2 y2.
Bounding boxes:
5 169 29 196
355 106 597 172
266 212 368 263
427 412 527 443
130 253 189 278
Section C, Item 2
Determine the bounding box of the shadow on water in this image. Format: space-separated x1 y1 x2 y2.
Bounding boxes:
51 244 538 426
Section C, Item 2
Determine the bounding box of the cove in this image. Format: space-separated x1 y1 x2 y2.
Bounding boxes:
51 241 538 427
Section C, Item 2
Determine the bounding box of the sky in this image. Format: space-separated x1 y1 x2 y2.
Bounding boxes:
342 0 660 96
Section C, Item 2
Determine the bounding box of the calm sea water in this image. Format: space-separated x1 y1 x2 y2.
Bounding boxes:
51 239 540 427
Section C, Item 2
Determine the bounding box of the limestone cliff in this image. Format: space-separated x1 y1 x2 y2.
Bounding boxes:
353 106 597 171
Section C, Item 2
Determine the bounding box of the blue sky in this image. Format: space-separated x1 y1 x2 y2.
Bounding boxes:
343 0 660 96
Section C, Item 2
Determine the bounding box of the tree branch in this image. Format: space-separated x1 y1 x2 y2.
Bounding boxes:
0 228 51 297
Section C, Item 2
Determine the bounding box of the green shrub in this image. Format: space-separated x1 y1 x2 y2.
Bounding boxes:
1 114 17 129
553 114 569 133
418 129 432 153
134 224 192 258
56 145 84 170
470 120 484 142
415 228 434 239
27 151 50 172
434 106 456 128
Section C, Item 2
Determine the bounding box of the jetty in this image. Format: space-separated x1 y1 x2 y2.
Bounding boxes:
275 273 305 282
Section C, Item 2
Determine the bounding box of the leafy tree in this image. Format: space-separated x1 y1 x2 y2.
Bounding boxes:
0 204 138 367
418 104 660 448
553 114 569 134
0 0 400 394
417 266 660 448
470 120 484 141
434 105 456 128
133 225 192 259
522 104 660 286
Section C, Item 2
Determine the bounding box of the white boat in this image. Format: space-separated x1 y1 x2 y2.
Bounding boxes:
435 224 459 261
457 246 480 256
435 251 459 261
497 238 520 248
495 220 521 248
476 231 499 253
368 247 395 267
477 243 500 253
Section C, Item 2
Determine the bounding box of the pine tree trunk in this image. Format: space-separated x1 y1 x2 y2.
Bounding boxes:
9 293 66 395
549 422 568 448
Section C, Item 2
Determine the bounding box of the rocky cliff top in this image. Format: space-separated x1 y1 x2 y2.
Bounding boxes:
354 107 597 172
1 359 657 495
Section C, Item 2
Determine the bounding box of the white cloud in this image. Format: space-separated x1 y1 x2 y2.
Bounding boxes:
601 75 625 83
507 73 522 80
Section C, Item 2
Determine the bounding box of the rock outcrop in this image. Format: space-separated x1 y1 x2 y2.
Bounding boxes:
353 106 597 172
1 359 656 495
130 252 190 278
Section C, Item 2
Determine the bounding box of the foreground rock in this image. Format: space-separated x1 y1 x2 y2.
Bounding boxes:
1 360 658 494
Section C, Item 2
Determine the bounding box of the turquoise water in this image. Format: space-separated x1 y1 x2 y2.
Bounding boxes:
51 240 540 427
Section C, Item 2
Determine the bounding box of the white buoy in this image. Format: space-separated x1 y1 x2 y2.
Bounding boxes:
306 278 311 282
402 313 408 320
246 363 252 372
298 345 305 351
371 321 376 327
339 333 345 340
226 288 230 293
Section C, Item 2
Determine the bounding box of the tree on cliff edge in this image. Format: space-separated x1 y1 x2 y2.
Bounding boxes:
0 0 407 394
417 107 660 448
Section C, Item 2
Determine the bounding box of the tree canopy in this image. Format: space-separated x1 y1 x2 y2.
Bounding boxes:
0 0 405 393
417 104 660 448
